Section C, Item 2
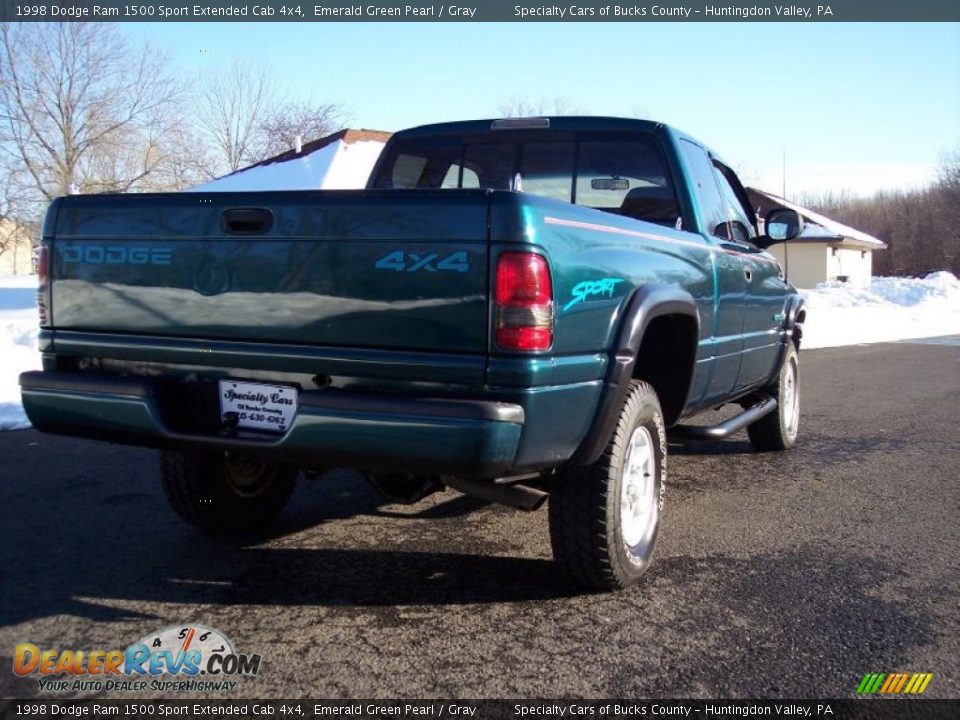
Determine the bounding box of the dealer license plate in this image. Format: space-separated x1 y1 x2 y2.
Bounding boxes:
218 380 298 433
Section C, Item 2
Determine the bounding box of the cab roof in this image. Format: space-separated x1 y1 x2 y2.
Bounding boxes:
392 116 665 139
390 116 720 162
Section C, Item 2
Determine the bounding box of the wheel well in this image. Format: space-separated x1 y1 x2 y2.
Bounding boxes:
632 314 698 427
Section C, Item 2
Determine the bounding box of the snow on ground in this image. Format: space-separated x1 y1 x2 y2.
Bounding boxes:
1 272 958 430
800 272 960 349
0 275 41 430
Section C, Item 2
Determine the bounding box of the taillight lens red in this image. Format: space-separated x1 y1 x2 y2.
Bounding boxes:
37 246 49 327
496 253 552 305
37 246 48 283
495 252 553 351
496 326 553 351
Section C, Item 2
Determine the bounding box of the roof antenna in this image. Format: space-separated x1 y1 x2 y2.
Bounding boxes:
294 135 302 154
782 149 790 283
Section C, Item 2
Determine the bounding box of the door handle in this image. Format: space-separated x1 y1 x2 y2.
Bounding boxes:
221 207 273 235
743 266 753 283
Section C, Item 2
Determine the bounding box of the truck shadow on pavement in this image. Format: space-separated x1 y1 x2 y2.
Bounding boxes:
0 462 578 629
1 544 575 628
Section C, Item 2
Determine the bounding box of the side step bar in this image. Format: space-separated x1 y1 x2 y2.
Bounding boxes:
670 395 778 442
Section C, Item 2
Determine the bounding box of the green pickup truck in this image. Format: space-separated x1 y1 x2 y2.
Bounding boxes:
21 117 805 590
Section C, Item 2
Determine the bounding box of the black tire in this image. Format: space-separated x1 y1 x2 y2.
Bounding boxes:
159 449 297 534
549 380 666 590
747 341 800 452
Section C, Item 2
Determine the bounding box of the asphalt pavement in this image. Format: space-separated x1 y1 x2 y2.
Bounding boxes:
1 340 957 700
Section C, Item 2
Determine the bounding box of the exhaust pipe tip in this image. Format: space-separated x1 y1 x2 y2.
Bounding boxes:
443 476 548 512
365 473 444 505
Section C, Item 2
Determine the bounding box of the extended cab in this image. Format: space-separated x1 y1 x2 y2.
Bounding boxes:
21 117 805 590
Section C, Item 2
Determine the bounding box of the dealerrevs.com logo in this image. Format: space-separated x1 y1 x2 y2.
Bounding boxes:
13 625 261 693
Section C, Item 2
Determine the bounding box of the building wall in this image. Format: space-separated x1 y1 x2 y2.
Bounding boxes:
767 243 828 289
0 221 34 276
829 246 873 287
768 242 875 288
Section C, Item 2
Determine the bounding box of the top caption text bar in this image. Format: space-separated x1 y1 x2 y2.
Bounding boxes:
1 0 959 22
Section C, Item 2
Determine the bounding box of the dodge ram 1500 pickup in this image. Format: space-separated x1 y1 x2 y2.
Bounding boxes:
21 116 805 590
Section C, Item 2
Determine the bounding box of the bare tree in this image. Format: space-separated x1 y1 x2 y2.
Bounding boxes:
934 149 960 272
148 121 215 191
192 58 353 178
194 58 276 176
496 97 650 119
497 96 586 117
800 151 960 277
0 22 183 204
0 162 38 268
256 100 351 159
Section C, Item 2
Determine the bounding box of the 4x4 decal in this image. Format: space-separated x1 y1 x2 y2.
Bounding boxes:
375 250 469 273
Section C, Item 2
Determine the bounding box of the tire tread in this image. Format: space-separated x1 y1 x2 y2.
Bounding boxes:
549 380 662 590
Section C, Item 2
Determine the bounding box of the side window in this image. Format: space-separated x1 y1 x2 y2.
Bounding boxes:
712 163 757 244
678 139 728 239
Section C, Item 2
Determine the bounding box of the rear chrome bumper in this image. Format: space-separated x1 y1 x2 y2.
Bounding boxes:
19 371 524 477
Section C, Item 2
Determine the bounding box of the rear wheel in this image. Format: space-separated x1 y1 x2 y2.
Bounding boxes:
159 450 297 534
548 380 666 590
747 342 800 452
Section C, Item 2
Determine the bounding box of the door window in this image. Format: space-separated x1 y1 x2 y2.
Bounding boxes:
678 139 728 239
712 163 757 244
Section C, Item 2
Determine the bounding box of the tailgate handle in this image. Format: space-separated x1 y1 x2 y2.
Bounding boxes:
221 207 273 235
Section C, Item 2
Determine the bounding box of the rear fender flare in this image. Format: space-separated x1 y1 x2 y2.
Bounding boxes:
571 285 700 466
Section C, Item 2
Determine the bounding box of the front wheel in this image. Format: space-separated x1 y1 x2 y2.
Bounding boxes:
747 342 800 452
548 380 666 590
159 450 297 534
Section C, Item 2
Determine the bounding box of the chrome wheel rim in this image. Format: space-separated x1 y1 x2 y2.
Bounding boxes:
783 359 800 438
621 426 657 549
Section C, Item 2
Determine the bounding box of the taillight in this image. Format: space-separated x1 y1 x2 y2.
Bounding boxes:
37 246 49 327
495 252 553 351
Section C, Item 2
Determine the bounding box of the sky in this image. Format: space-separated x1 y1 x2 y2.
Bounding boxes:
124 22 960 199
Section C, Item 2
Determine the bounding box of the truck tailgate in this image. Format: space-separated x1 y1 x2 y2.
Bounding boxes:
47 190 490 353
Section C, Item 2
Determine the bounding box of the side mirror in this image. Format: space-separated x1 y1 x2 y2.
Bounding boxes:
757 208 804 248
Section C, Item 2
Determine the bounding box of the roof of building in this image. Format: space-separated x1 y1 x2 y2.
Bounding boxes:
239 128 392 171
188 128 392 193
748 187 887 250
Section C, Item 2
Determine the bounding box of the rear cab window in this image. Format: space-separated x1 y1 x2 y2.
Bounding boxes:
371 131 680 227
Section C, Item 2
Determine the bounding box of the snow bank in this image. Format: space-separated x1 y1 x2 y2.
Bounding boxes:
800 272 960 349
1 272 958 431
0 275 41 430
